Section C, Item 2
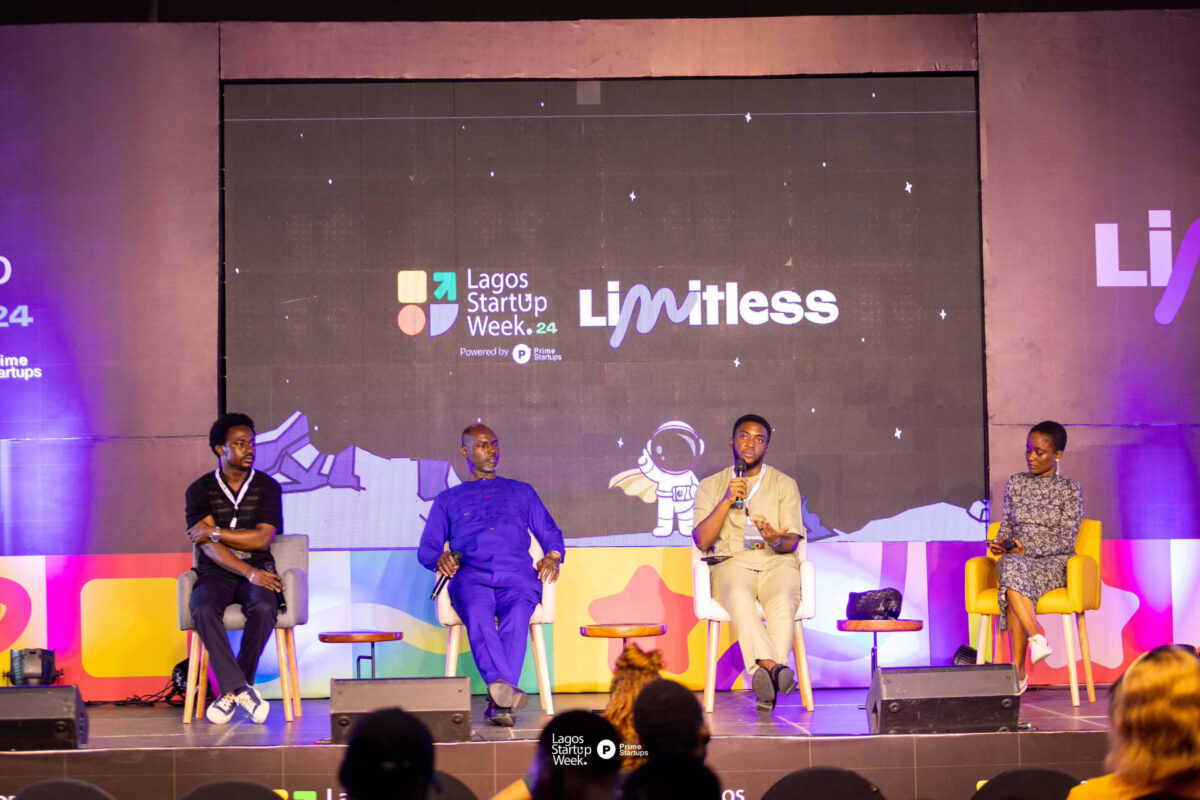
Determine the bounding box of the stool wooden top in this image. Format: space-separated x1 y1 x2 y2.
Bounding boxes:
580 624 667 639
318 631 404 644
837 619 923 632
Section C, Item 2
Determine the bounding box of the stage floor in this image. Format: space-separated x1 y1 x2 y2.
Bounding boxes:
82 686 1111 748
1 687 1111 800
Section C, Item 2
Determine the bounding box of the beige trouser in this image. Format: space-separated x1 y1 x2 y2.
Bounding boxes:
712 560 802 674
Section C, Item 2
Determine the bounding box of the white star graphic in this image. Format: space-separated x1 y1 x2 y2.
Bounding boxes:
629 190 637 202
617 438 624 448
745 112 752 123
905 182 913 194
894 428 902 440
939 309 947 320
490 171 495 178
733 357 741 368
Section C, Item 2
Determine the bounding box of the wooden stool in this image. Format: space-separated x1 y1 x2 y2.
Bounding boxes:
837 619 923 672
580 623 666 650
319 631 403 678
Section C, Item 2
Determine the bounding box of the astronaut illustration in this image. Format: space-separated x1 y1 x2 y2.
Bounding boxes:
609 420 705 537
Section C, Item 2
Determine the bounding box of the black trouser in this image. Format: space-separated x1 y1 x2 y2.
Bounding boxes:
190 568 278 696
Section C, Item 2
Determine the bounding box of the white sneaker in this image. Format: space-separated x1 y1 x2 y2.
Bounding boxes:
236 685 269 724
1028 634 1053 665
1017 674 1029 695
206 692 237 724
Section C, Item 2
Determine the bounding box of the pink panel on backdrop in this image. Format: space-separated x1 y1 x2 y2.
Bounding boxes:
0 578 34 652
45 553 193 701
587 565 697 673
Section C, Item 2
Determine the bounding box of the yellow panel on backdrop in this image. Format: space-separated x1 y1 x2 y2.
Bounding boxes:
555 547 708 693
80 578 187 677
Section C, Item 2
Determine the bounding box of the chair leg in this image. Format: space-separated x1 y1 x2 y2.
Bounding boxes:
276 631 295 722
994 618 1004 665
183 632 201 724
793 621 814 711
1076 612 1096 703
285 627 302 718
1061 614 1080 707
704 620 720 713
975 615 988 665
196 646 211 719
445 625 462 678
530 624 554 716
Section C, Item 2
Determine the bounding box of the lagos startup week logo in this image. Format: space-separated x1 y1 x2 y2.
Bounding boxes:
1095 210 1200 324
396 270 460 336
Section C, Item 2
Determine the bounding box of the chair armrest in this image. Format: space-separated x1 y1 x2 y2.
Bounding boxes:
1067 554 1100 612
964 556 998 608
436 582 462 627
692 557 714 618
797 559 816 620
279 568 308 627
535 578 556 623
178 570 198 631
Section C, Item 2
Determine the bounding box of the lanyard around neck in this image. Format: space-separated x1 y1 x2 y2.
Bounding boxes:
215 468 255 528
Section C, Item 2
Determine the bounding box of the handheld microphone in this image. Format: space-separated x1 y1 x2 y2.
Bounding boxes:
732 459 747 510
431 551 463 600
266 566 287 612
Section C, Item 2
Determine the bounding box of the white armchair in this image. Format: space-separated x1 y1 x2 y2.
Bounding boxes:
692 547 815 712
436 536 555 716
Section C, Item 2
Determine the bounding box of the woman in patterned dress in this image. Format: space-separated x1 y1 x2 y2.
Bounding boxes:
987 420 1084 693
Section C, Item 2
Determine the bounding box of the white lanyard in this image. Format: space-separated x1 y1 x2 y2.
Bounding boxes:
742 469 765 511
215 469 255 529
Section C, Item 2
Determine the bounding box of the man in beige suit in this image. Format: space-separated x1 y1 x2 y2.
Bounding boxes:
692 414 805 714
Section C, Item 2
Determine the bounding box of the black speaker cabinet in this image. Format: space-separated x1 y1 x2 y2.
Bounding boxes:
867 665 1019 734
0 685 89 750
331 677 471 743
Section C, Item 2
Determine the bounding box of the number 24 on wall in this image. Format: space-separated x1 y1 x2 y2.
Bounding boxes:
0 306 34 327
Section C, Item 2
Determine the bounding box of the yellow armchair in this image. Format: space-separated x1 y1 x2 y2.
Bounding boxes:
964 520 1101 706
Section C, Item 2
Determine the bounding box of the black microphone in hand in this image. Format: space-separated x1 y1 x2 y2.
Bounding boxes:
431 551 463 600
732 459 747 510
265 567 287 612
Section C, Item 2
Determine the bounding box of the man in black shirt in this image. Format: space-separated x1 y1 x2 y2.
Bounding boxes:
185 412 284 724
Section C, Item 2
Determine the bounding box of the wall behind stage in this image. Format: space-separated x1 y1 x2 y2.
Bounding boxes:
1 13 1198 699
0 24 220 557
979 11 1200 540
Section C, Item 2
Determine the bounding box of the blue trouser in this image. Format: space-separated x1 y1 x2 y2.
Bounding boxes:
449 572 540 688
190 569 278 695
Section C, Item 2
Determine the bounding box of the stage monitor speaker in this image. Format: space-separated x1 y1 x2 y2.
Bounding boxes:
0 685 88 750
331 677 470 744
867 665 1019 734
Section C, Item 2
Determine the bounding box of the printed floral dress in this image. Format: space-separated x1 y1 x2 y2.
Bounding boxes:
995 472 1084 630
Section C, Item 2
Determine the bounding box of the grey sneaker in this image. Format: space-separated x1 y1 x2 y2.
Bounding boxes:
206 692 237 724
235 685 269 724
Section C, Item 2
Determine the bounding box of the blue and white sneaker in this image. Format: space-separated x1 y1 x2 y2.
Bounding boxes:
236 685 269 724
206 692 237 724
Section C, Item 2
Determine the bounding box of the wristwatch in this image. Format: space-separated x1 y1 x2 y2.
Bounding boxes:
547 550 562 562
211 529 221 543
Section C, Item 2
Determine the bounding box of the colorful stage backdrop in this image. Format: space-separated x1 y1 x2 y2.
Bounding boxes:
1 12 1198 700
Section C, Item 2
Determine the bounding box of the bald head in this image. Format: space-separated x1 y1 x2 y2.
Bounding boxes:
460 425 499 479
461 424 494 448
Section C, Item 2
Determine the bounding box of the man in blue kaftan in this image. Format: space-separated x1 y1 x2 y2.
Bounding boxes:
418 424 565 726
